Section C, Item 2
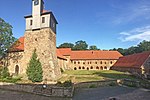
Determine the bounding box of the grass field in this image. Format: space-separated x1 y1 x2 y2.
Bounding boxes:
58 70 143 83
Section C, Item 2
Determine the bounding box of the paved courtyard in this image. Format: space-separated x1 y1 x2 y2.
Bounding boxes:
0 86 149 100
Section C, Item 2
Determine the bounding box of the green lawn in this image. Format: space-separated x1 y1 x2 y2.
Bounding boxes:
58 70 143 83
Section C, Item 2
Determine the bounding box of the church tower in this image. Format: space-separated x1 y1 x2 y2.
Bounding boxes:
24 0 61 81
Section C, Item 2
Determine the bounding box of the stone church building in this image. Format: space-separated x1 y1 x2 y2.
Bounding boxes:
0 0 123 81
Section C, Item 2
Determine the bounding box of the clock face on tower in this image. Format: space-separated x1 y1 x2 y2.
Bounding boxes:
34 0 39 5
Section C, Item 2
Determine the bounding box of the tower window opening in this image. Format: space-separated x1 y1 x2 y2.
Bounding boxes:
42 17 45 23
30 20 33 26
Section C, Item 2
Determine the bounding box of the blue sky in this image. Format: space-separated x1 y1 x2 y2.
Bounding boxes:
1 0 150 49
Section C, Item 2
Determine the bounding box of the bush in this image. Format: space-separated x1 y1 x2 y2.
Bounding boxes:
63 80 72 87
0 67 10 78
89 84 97 88
26 49 43 82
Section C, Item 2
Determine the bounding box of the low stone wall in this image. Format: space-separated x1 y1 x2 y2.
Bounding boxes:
0 82 74 97
75 80 117 88
118 79 150 89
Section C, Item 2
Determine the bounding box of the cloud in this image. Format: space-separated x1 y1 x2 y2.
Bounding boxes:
119 26 150 42
112 1 150 24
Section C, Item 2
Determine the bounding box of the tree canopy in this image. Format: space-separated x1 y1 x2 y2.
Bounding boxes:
0 18 16 57
89 45 99 50
58 43 74 49
110 40 150 56
73 40 88 50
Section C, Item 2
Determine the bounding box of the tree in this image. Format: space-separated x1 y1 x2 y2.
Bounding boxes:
26 50 43 82
73 40 88 50
137 40 150 53
89 45 99 50
58 43 74 49
0 18 16 57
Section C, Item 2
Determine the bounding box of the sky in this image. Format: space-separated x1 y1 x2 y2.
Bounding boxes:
0 0 150 49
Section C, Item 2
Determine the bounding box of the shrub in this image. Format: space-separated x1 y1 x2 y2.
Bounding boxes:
0 67 10 78
89 84 97 88
63 80 72 87
26 49 43 82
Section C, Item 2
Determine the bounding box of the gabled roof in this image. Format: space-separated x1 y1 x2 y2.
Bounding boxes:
113 51 150 68
8 37 24 52
56 48 72 56
56 49 67 60
70 50 122 60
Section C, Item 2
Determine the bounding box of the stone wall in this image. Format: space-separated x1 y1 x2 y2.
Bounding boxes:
24 28 61 81
0 82 74 97
75 80 117 88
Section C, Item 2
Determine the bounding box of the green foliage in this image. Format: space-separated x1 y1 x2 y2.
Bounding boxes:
73 40 88 50
26 50 43 82
56 80 72 87
0 67 10 78
89 45 99 50
58 43 74 49
89 84 97 88
110 40 150 55
0 18 16 57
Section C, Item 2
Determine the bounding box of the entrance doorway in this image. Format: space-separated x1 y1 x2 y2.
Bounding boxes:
15 65 19 75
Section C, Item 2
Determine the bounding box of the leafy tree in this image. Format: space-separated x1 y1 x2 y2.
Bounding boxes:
26 50 43 82
89 45 99 50
73 40 88 50
137 40 150 53
58 43 74 49
0 18 16 57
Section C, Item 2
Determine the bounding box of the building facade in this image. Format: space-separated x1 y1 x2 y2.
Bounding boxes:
112 51 150 79
57 48 123 71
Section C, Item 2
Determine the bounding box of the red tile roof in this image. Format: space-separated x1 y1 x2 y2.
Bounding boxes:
56 49 67 60
9 37 24 52
56 48 72 56
113 51 150 68
70 50 122 60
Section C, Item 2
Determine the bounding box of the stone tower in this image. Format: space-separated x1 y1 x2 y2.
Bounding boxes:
24 0 61 81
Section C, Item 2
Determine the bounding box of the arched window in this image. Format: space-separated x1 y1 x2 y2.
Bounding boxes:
79 66 81 69
100 61 103 64
87 67 89 70
110 61 113 64
100 66 103 70
82 66 85 69
104 66 107 70
90 66 93 69
78 62 80 64
74 67 77 70
15 65 19 75
96 66 99 69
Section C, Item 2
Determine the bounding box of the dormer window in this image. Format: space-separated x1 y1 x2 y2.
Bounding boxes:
42 17 45 23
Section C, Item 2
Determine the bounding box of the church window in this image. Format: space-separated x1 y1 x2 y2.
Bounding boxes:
42 17 45 23
30 20 32 26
